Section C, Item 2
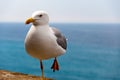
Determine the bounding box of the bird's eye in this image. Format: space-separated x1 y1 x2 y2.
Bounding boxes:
39 15 43 17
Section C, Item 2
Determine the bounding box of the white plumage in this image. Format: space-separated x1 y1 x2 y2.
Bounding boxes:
25 10 67 78
25 24 65 59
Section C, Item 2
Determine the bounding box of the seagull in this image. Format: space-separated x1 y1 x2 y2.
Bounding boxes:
25 11 67 79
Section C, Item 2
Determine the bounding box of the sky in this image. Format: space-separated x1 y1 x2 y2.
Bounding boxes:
0 0 120 23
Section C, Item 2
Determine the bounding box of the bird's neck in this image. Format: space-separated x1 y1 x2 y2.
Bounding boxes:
33 24 49 28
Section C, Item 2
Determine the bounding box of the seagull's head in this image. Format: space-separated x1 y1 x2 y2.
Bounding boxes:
25 11 49 26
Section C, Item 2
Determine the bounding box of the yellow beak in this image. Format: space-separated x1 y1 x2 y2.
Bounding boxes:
25 18 34 24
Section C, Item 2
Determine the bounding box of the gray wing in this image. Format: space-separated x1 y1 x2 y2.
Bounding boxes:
51 27 67 50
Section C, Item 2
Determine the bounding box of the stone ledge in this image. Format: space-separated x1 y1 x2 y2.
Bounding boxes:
0 70 53 80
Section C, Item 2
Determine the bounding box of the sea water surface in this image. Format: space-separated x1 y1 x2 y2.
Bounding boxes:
0 23 120 80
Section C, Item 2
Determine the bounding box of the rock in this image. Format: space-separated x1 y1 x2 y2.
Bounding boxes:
0 70 53 80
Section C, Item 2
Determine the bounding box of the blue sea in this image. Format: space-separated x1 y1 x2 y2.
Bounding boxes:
0 23 120 80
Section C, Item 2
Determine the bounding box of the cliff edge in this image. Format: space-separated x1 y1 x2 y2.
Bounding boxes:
0 70 53 80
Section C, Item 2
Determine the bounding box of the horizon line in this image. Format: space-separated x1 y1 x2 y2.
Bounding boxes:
0 21 120 24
